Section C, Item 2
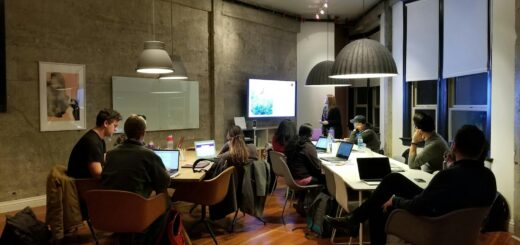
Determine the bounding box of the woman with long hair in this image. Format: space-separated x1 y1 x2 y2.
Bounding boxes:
272 119 296 153
321 94 343 139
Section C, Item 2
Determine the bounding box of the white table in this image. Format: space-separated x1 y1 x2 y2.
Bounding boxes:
319 144 433 243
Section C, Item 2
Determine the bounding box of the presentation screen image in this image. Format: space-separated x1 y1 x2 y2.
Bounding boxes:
247 79 296 118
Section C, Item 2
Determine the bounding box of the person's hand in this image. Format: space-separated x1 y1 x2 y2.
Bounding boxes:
412 129 422 144
322 120 329 125
382 196 393 212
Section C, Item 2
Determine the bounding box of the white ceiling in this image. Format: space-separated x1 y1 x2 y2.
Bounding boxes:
236 0 380 21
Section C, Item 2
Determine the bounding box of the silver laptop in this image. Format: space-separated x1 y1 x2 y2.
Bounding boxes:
315 136 328 152
320 142 354 162
194 140 216 158
357 157 391 185
154 149 180 178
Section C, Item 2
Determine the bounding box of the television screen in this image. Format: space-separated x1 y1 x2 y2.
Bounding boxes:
247 79 296 118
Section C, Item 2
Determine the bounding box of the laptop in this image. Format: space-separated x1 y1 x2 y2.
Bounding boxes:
154 149 180 178
320 142 354 162
357 157 391 185
194 140 216 158
315 136 328 152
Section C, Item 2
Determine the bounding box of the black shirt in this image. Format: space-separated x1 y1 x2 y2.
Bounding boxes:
393 159 497 216
286 140 322 180
101 139 170 198
67 129 105 178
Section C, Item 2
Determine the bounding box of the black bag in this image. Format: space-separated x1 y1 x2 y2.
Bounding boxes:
0 206 51 245
306 192 337 237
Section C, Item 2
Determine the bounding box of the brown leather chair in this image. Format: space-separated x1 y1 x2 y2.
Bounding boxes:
172 166 235 245
74 178 101 244
385 207 490 245
83 189 169 243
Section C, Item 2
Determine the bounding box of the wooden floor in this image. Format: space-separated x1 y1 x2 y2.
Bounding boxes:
1 181 519 245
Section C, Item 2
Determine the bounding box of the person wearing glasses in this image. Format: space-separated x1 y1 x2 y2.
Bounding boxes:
408 112 449 173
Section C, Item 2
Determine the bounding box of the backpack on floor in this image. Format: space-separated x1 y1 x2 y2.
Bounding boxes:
0 206 51 245
306 192 337 238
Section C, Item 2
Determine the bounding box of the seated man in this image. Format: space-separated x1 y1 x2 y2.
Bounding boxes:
285 123 324 185
408 112 449 173
347 115 380 152
325 125 497 245
102 115 171 243
67 108 122 179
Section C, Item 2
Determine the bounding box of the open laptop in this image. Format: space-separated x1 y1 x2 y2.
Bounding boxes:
154 149 180 178
315 136 328 152
194 140 216 158
357 157 391 185
320 142 354 162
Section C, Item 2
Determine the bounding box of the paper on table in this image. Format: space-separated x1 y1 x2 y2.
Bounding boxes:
234 117 247 129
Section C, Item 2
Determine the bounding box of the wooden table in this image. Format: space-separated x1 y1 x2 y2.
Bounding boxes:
172 150 213 182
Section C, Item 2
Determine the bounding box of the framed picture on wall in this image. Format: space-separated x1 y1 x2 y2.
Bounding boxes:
39 62 86 131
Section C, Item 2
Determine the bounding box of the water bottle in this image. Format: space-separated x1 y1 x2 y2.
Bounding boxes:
327 128 334 153
357 133 364 148
166 135 174 150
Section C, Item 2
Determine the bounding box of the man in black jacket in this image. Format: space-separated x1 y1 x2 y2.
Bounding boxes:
325 125 497 244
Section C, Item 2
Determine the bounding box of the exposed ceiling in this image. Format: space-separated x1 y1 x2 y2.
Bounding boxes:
235 0 381 21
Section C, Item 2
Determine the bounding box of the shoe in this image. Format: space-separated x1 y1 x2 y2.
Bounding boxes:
324 214 360 237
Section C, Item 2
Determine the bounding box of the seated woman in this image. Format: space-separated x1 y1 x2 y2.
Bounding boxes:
272 119 296 153
285 123 325 185
209 125 257 179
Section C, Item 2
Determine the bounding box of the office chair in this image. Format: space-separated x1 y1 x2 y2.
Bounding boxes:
171 166 235 245
74 178 101 244
385 207 490 245
83 189 169 244
269 151 322 225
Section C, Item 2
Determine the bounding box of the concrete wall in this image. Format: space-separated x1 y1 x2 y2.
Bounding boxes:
0 0 298 202
296 22 335 128
515 0 520 236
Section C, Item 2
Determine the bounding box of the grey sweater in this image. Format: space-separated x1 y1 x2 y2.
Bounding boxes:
408 132 449 173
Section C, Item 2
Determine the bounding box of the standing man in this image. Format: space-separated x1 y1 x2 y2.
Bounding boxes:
325 125 497 244
102 115 171 243
67 108 122 179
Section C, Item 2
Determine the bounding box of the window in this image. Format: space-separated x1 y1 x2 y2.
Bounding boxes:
349 85 380 131
447 73 488 140
353 87 368 118
411 80 437 132
373 87 380 128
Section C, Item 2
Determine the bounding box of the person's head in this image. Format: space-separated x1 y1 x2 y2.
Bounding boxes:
123 114 147 141
275 119 296 146
298 123 313 139
350 115 367 131
95 108 122 137
325 94 336 107
452 125 488 161
413 112 435 133
226 125 249 165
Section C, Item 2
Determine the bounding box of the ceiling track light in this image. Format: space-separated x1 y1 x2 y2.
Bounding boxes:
324 2 328 8
320 9 325 15
315 13 320 19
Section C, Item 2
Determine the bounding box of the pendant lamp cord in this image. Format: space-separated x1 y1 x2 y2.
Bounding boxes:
152 0 156 40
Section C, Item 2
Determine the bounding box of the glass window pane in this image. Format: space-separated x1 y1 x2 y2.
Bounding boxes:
414 109 436 123
374 87 380 105
374 108 380 127
454 73 487 105
356 88 368 104
415 80 437 105
355 107 367 117
450 110 487 140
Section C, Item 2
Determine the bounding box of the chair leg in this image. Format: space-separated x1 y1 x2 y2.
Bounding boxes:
86 219 99 245
281 190 290 225
271 176 278 194
203 220 218 245
230 209 240 232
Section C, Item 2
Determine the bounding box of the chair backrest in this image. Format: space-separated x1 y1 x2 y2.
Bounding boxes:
75 178 101 201
172 166 235 206
385 207 490 245
322 166 336 200
269 150 307 191
333 171 350 212
84 190 168 233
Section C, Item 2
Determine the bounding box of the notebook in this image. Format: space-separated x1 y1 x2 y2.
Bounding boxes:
320 142 354 162
315 136 328 152
357 157 391 185
194 140 216 158
154 149 180 178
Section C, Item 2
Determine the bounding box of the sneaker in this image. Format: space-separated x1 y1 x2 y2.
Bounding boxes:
324 214 360 237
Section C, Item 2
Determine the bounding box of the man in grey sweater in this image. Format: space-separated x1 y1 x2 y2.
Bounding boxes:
408 112 449 173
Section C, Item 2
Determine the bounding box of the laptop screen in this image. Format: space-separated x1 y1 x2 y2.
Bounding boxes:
194 140 216 158
357 157 391 181
315 137 328 150
336 142 354 159
154 150 180 170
